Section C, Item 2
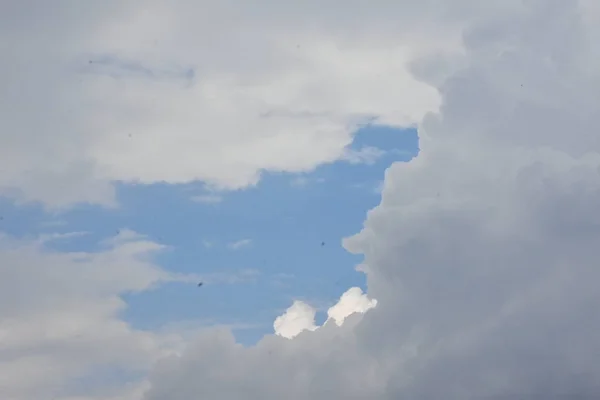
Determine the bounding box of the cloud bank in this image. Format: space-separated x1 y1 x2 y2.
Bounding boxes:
142 1 600 400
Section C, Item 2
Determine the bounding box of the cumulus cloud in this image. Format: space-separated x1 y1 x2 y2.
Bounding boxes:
142 1 600 400
325 287 377 327
0 0 446 208
0 231 187 400
274 287 377 339
273 301 318 339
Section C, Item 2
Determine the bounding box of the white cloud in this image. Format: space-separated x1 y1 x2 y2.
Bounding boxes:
35 230 90 245
350 180 385 194
0 0 448 209
273 301 318 339
274 288 377 339
0 231 187 399
201 239 214 248
227 239 252 250
190 194 223 204
341 146 387 165
199 268 260 285
290 175 326 187
325 287 377 327
290 176 310 187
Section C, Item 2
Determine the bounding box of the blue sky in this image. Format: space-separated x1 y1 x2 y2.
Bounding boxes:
0 124 417 346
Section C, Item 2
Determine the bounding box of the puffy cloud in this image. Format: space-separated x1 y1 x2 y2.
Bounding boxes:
326 287 377 327
273 287 377 339
273 301 318 339
0 231 186 400
0 0 450 208
143 1 600 399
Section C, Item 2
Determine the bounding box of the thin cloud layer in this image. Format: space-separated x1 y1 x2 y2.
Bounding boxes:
227 239 253 250
143 1 600 399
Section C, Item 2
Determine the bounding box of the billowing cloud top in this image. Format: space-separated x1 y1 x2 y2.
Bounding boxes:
4 0 600 399
273 287 377 339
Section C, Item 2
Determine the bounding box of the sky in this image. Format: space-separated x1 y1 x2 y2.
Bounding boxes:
3 1 600 399
1 123 416 346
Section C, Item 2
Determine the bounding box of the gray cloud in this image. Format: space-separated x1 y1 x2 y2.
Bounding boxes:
143 1 600 399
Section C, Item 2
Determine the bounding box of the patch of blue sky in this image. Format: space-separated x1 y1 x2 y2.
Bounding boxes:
0 124 418 345
0 198 50 238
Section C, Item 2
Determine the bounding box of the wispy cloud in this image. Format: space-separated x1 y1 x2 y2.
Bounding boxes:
200 268 260 285
270 272 296 289
373 180 385 194
389 148 417 158
191 194 223 204
38 219 68 229
227 238 252 250
290 176 326 187
349 180 385 194
101 228 151 247
35 231 90 245
341 146 387 165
